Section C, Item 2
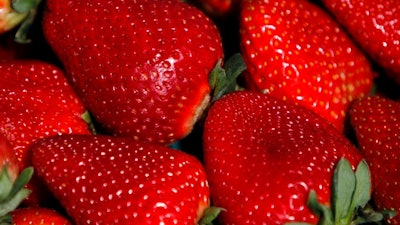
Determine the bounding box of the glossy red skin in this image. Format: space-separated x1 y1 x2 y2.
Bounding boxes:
196 0 241 16
0 133 18 181
31 134 210 225
203 91 363 225
322 0 400 84
11 207 73 225
350 96 400 224
240 0 374 132
42 0 223 145
0 60 91 205
0 60 91 170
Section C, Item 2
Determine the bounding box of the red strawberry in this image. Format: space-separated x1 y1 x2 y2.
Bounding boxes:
0 60 92 205
11 207 72 225
239 0 375 132
203 90 367 224
0 133 18 181
31 134 213 224
42 0 224 145
194 0 241 17
321 0 400 85
350 95 400 224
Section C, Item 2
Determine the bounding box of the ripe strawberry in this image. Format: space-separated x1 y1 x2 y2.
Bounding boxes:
0 60 92 205
239 0 375 132
321 0 400 84
350 95 400 224
31 134 212 225
42 0 224 145
11 207 72 225
203 91 366 224
194 0 241 17
0 134 18 181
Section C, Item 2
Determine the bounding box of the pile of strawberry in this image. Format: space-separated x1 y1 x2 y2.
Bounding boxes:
0 0 399 224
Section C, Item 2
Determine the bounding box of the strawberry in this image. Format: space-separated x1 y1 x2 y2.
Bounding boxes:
193 0 241 17
239 0 375 132
349 95 400 224
30 134 214 224
11 207 72 225
0 60 92 205
42 0 224 145
203 90 368 224
321 0 400 85
0 133 18 181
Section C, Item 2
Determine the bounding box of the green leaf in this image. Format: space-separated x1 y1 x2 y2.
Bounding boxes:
332 158 356 224
285 222 313 225
209 53 246 102
0 214 12 224
197 206 224 225
7 167 33 200
0 167 13 203
0 167 33 217
81 111 97 134
0 188 30 217
224 53 247 85
11 0 41 13
307 190 334 225
351 160 371 210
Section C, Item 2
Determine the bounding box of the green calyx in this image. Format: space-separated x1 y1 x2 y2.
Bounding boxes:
208 53 247 103
0 166 33 224
81 110 97 134
197 206 225 225
286 158 396 225
10 0 42 43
